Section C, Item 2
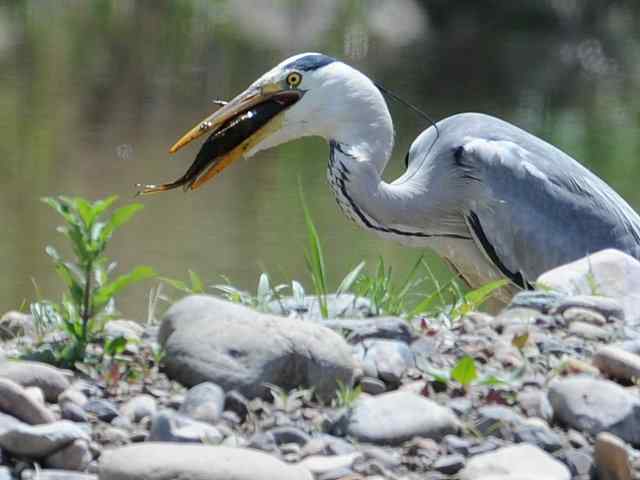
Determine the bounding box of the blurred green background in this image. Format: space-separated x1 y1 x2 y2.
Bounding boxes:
2 0 640 318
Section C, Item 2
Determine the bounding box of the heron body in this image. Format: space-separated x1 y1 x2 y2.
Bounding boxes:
142 53 640 304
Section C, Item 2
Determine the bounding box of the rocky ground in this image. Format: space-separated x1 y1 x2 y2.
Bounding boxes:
0 249 639 479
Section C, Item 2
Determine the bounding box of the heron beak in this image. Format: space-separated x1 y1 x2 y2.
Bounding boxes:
137 83 301 195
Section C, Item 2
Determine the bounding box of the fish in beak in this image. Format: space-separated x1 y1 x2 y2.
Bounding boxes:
137 83 302 195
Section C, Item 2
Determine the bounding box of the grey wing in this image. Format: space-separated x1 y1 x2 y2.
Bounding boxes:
452 119 640 287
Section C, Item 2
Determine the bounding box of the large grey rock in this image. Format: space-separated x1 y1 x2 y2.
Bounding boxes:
98 443 313 480
459 444 570 480
0 419 89 457
548 376 640 446
0 360 70 402
159 295 355 400
148 410 223 444
178 382 224 424
0 377 55 424
537 249 640 324
339 391 459 445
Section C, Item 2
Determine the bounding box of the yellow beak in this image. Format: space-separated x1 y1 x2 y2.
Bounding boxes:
137 83 301 195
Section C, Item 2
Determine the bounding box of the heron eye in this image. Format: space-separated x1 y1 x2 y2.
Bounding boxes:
286 72 302 88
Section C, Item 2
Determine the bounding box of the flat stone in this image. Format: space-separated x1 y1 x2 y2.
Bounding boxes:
159 295 355 400
59 388 88 407
120 395 157 423
98 443 313 480
0 360 70 402
459 443 570 480
297 453 362 475
554 295 624 322
359 376 386 395
537 249 640 324
548 376 640 445
568 321 610 341
433 454 465 475
269 426 310 446
148 410 223 444
592 346 640 382
84 399 119 423
178 382 224 424
339 391 459 445
594 432 632 480
562 307 607 326
0 420 89 457
62 402 89 423
513 419 563 452
44 439 92 471
0 377 55 424
560 448 594 478
507 290 567 313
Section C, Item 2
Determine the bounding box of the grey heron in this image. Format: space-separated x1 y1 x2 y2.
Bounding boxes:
139 53 640 304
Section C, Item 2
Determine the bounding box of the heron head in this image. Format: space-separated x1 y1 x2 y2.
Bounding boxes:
138 52 388 194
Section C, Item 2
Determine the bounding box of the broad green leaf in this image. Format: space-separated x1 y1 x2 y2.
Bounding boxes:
188 270 205 293
91 195 118 219
41 197 77 226
93 266 155 313
337 261 366 296
73 197 94 228
100 203 144 244
464 279 509 308
105 336 128 356
511 332 529 350
451 356 478 387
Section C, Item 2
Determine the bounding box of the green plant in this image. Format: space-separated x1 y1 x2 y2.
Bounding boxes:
264 383 314 412
333 380 362 408
161 269 206 295
448 279 509 319
214 272 288 312
355 256 425 316
31 196 155 367
299 184 329 318
425 355 509 393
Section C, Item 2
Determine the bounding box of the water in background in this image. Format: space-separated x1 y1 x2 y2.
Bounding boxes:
2 1 640 318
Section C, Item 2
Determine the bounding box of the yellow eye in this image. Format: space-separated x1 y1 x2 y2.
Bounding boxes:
286 72 302 88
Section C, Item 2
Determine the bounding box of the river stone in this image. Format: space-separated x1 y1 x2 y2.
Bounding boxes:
98 443 313 480
320 317 412 343
0 419 89 457
178 382 224 424
44 439 92 471
148 410 223 444
0 310 34 339
553 295 624 321
267 294 372 319
120 395 157 423
459 443 570 480
594 432 632 480
0 377 55 424
159 295 355 400
104 320 144 341
537 249 640 324
340 391 459 445
548 376 640 445
22 470 97 480
0 360 70 402
592 346 640 382
354 339 414 384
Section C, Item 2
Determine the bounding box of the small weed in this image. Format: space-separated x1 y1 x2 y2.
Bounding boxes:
30 196 155 368
299 184 329 318
264 383 314 412
161 269 206 295
333 381 362 408
424 355 512 394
